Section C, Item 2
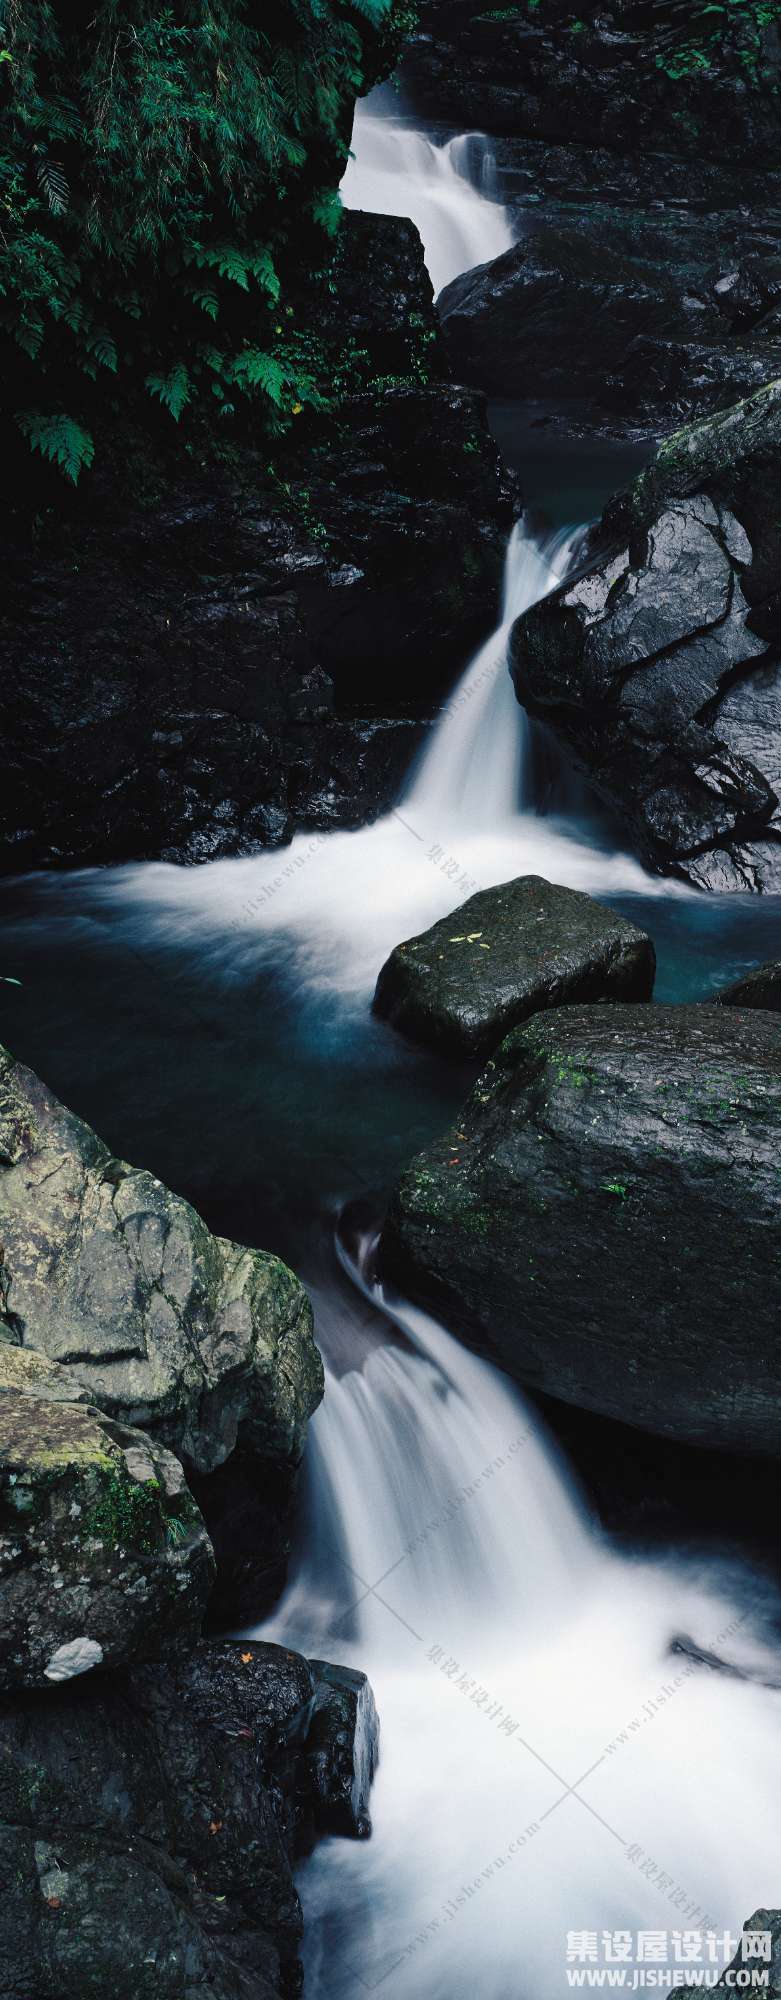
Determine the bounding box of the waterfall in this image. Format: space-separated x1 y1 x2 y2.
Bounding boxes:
257 1229 781 1999
340 97 514 296
403 520 580 830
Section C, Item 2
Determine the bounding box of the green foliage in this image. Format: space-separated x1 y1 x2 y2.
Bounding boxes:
653 0 781 81
0 0 410 482
15 409 94 481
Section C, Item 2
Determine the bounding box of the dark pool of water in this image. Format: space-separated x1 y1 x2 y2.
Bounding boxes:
1 871 778 1276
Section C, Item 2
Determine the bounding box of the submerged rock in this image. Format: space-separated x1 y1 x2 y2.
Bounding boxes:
716 959 781 1012
512 382 781 889
0 1345 214 1690
0 1637 379 1999
373 875 655 1060
381 1003 781 1452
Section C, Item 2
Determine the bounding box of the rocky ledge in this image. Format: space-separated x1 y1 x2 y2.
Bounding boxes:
1 211 513 874
717 958 781 1012
0 1637 378 2000
512 380 781 889
438 205 781 440
373 874 654 1060
381 1002 781 1453
0 1043 323 1619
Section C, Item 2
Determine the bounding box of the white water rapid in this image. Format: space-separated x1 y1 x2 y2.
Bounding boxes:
93 519 665 1001
259 1231 781 2000
404 520 578 828
340 96 514 296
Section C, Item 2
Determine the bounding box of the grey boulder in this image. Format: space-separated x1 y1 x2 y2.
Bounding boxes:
0 1043 323 1477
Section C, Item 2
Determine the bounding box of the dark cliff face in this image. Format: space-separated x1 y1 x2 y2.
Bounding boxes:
401 0 781 164
401 2 781 443
2 211 514 874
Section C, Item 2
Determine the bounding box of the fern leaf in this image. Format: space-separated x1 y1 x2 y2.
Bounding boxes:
311 188 342 238
187 286 219 320
145 362 192 421
246 248 280 301
229 349 287 403
35 157 69 217
15 411 94 484
15 316 45 360
85 328 118 372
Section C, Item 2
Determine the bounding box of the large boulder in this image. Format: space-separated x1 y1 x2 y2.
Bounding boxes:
380 1003 781 1452
512 382 781 890
0 1043 323 1614
438 213 781 437
717 959 781 1012
0 1344 213 1690
0 1043 322 1474
373 875 655 1060
0 1637 379 2000
1 213 512 873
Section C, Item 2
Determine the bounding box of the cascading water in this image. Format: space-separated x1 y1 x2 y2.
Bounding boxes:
85 520 661 1005
403 519 579 828
340 96 514 296
258 1229 781 1999
7 83 779 2000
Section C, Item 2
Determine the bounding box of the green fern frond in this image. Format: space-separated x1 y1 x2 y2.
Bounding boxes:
311 187 343 237
187 285 220 320
35 155 69 216
229 348 287 403
15 410 95 483
85 327 117 371
145 361 192 420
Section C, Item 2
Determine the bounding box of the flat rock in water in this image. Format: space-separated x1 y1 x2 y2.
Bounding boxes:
372 875 655 1060
381 1003 781 1452
716 959 781 1013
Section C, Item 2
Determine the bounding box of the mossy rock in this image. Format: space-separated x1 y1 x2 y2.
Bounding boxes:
0 1345 214 1689
0 1043 323 1477
381 1003 781 1452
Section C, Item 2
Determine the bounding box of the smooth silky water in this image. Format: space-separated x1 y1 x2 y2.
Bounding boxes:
3 91 781 2000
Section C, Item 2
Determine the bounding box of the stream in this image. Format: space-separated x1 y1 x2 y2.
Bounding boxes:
3 87 781 2000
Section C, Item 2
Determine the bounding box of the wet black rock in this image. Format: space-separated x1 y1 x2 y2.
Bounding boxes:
716 959 781 1013
307 1659 379 1838
512 381 781 889
401 1 781 166
373 874 655 1060
0 1638 379 2000
438 212 781 438
381 1003 781 1453
1 213 512 874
